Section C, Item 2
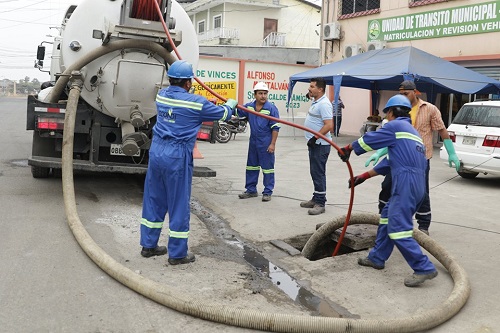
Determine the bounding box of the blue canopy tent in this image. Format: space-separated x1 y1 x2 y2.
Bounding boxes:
288 46 500 114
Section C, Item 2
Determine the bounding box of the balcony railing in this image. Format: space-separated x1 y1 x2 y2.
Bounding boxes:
262 32 286 47
197 27 239 42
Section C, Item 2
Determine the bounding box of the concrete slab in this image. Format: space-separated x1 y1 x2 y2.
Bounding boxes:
269 239 302 256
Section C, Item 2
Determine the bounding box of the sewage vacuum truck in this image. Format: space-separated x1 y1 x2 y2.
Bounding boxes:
27 0 199 178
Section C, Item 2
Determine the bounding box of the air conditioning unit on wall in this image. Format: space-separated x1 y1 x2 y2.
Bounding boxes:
323 22 341 41
344 44 364 58
367 41 387 51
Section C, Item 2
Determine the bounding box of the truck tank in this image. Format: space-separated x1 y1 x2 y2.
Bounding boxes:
28 0 209 178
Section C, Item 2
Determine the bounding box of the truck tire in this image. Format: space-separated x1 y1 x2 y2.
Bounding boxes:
31 165 50 178
458 171 479 179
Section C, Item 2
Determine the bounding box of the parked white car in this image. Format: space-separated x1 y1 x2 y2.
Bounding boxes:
440 99 500 179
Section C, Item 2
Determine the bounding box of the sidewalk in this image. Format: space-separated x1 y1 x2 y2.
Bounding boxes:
190 134 500 332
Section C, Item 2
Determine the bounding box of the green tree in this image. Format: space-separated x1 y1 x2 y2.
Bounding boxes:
15 77 41 94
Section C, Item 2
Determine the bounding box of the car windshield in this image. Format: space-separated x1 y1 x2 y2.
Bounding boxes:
452 105 500 127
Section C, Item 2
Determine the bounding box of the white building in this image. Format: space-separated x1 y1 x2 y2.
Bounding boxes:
183 0 322 48
181 0 324 137
318 0 500 135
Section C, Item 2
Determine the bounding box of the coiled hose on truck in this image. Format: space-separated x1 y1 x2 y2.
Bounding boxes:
60 41 470 332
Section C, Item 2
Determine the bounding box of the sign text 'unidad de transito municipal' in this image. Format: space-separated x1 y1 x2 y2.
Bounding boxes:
368 1 500 42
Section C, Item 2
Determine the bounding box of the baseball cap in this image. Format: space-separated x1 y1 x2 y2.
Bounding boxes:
399 80 421 94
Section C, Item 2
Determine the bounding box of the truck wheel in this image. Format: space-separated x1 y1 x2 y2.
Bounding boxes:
215 124 231 143
31 166 50 178
457 171 479 179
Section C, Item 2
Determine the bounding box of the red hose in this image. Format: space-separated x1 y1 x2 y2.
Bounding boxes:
131 0 161 21
152 1 355 257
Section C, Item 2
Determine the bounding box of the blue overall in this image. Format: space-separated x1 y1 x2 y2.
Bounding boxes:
352 117 436 274
141 85 233 259
237 100 280 195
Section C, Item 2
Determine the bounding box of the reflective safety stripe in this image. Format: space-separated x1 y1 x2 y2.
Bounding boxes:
395 132 423 143
357 137 374 152
358 131 422 152
260 110 271 115
246 166 260 171
389 230 413 239
271 123 281 129
262 168 274 174
156 95 203 110
169 229 190 239
219 105 230 122
379 199 388 206
379 217 388 225
141 218 164 229
313 190 327 194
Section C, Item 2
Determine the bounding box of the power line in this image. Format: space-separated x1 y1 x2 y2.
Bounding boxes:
0 0 48 14
0 17 59 25
0 54 36 58
0 10 61 29
0 45 42 52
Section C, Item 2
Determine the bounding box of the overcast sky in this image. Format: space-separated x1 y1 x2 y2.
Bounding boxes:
0 0 321 83
0 0 83 82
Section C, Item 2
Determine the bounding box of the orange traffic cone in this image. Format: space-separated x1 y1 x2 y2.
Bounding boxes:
193 141 204 159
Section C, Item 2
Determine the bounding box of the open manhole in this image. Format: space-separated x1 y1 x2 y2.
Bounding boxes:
275 224 378 261
190 199 357 318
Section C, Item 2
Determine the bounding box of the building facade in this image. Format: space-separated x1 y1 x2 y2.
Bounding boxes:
321 1 500 69
183 0 322 48
318 0 500 135
180 0 324 137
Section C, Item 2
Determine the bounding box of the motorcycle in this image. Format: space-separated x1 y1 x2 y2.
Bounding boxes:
215 116 248 143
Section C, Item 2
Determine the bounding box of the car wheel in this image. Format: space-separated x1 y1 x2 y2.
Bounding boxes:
31 165 50 178
457 171 479 179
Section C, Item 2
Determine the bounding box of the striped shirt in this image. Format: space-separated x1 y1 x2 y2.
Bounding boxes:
412 99 446 160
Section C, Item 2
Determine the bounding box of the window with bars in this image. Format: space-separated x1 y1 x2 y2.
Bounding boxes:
409 0 448 8
213 15 221 29
340 0 380 15
198 20 205 34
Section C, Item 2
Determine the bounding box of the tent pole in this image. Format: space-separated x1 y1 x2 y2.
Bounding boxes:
448 94 454 128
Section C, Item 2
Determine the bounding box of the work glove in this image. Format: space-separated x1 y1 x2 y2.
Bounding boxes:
223 99 238 111
443 138 461 172
365 147 388 167
338 145 352 162
348 172 372 189
307 136 317 147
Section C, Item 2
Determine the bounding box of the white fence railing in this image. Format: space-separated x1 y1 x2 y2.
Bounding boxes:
262 32 286 47
198 27 239 42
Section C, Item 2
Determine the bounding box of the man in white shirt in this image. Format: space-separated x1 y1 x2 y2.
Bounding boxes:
300 77 333 215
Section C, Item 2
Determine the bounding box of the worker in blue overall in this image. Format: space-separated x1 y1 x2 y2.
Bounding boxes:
140 60 237 265
338 95 438 287
237 82 281 202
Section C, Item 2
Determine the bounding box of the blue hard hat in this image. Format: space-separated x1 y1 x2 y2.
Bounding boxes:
383 94 411 112
167 60 194 79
